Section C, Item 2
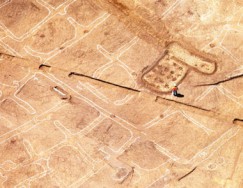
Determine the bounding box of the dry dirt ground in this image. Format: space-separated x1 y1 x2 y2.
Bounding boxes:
0 0 242 187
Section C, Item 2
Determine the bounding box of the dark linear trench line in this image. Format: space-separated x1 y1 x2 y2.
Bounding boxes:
178 167 197 181
39 64 212 113
233 118 243 126
196 74 243 86
68 72 140 93
39 64 51 69
0 52 26 60
156 96 211 112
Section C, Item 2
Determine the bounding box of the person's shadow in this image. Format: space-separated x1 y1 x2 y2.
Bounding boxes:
175 93 184 98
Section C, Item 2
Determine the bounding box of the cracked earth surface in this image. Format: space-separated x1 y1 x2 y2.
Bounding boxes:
0 0 242 187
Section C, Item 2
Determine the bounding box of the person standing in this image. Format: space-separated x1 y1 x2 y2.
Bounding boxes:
172 84 178 96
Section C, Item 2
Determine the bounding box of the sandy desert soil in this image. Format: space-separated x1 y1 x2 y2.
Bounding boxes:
0 0 242 187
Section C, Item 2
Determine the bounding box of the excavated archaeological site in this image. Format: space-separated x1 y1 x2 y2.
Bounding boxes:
0 0 242 187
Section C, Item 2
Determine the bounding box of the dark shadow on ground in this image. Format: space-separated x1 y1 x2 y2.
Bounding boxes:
176 93 184 98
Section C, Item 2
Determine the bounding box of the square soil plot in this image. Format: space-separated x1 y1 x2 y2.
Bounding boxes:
0 98 31 126
29 15 75 53
141 54 188 93
86 118 132 152
89 16 134 53
118 139 168 170
0 136 30 166
49 146 91 186
67 0 105 26
2 163 44 187
47 38 108 76
0 0 49 38
113 93 168 127
0 59 29 86
146 112 210 160
23 120 66 155
50 97 100 134
15 73 63 114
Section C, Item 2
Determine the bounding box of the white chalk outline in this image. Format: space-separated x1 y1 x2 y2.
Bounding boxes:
44 13 110 64
78 81 135 106
93 37 139 89
23 14 77 60
22 120 67 156
54 113 104 136
86 116 134 154
195 85 243 108
146 169 170 188
14 72 67 114
2 163 45 188
145 110 213 134
161 0 182 19
0 0 51 41
46 144 95 187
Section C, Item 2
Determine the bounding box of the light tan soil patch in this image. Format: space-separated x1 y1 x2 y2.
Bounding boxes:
30 174 60 188
118 139 168 169
0 0 48 38
86 118 131 151
0 117 11 137
221 77 243 98
23 120 66 155
45 0 66 8
49 146 90 186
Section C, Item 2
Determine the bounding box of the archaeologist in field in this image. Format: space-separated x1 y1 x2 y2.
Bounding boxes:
172 84 178 96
